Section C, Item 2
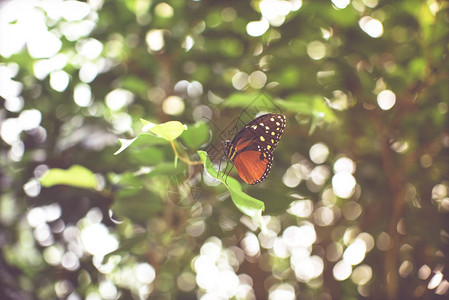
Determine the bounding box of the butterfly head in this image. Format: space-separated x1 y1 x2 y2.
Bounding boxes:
222 139 232 157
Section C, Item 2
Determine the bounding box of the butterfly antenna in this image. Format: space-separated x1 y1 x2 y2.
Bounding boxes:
233 106 258 137
202 115 229 161
201 116 222 133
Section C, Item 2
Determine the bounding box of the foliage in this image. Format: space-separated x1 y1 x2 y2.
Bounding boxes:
1 0 449 300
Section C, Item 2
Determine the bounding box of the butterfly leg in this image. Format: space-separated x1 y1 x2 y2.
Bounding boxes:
217 156 223 179
224 163 234 185
221 159 230 180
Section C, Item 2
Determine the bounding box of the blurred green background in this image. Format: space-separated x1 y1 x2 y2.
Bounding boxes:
1 0 448 299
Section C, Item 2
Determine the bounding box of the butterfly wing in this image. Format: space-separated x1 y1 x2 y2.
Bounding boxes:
228 113 286 185
233 150 270 185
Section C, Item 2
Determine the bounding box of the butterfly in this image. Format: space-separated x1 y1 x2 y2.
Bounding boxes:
222 113 286 185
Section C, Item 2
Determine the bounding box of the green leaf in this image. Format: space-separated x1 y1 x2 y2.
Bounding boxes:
114 133 167 155
279 94 337 124
141 119 187 141
225 93 259 107
140 119 152 126
130 147 164 165
40 165 98 189
181 121 210 149
108 171 142 189
115 137 138 155
112 188 163 222
250 187 293 215
224 92 279 111
197 151 266 227
144 163 185 178
109 163 186 222
108 163 185 186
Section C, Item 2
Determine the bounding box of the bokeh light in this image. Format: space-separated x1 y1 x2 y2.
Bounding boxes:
333 260 352 281
80 223 118 257
162 95 185 115
146 29 165 52
376 232 392 251
246 19 270 37
50 70 70 92
428 272 443 289
287 199 314 218
105 89 134 111
343 238 367 265
1 0 448 299
155 2 174 18
325 90 352 111
248 71 267 89
74 83 93 107
309 143 329 164
332 172 356 198
268 283 295 300
351 264 372 285
331 0 350 9
377 89 396 110
232 71 249 90
193 237 255 299
359 16 383 38
399 260 413 278
307 41 326 60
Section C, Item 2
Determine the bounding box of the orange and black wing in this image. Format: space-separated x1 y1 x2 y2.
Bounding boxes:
233 149 272 185
228 113 286 185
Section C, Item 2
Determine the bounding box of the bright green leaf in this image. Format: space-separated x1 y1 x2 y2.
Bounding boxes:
197 150 265 220
140 118 151 126
40 165 98 189
141 119 187 141
115 137 138 155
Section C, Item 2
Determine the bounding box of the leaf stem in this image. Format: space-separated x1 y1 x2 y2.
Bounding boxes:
169 139 203 165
